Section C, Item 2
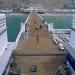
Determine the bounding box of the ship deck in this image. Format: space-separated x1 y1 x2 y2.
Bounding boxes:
15 11 66 75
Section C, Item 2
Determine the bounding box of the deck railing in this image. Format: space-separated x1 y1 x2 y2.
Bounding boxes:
14 13 31 50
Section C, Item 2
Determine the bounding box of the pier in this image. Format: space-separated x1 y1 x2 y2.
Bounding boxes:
14 11 66 75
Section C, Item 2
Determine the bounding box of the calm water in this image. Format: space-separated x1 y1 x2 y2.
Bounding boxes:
6 14 73 42
6 14 28 42
41 14 73 29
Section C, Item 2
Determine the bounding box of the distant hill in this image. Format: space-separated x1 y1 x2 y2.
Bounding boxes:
0 0 72 9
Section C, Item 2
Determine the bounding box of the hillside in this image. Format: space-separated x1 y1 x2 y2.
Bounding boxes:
0 0 72 9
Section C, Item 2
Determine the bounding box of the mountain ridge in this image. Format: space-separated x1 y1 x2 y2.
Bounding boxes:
0 0 72 9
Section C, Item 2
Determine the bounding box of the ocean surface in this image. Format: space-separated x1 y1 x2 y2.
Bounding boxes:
6 14 28 42
41 14 73 29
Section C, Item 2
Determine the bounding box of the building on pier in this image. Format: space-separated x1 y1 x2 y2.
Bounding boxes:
0 14 7 56
0 14 14 75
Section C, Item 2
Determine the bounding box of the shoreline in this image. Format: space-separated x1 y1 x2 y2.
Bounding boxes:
8 13 29 16
8 12 75 16
41 13 75 16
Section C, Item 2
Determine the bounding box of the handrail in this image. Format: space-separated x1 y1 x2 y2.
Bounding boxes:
52 29 71 33
14 13 31 50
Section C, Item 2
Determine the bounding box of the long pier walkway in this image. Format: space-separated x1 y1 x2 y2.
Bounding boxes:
15 11 65 55
15 11 66 75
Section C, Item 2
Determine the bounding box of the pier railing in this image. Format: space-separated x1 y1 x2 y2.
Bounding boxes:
14 13 31 50
52 29 71 34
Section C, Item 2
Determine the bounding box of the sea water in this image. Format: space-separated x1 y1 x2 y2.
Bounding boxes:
41 14 73 29
6 14 28 42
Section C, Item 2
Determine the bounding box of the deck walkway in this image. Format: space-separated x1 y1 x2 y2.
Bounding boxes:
15 11 66 55
15 11 66 75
